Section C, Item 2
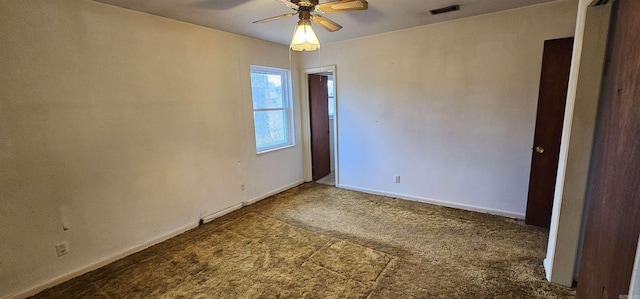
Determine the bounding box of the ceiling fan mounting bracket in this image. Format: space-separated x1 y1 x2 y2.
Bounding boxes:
293 0 319 8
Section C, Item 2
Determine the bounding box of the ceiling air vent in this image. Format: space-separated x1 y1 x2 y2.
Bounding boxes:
594 0 610 5
430 5 460 15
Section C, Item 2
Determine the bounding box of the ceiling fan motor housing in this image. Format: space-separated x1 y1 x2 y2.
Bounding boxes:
299 10 312 19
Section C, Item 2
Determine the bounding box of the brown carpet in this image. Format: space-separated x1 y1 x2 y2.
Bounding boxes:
32 183 575 298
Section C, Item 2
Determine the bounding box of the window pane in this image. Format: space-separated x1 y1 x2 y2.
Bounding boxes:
254 110 288 150
327 79 334 97
328 96 335 117
327 78 335 116
250 72 284 109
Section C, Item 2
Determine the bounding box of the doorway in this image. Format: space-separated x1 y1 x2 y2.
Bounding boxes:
525 37 574 228
301 66 338 186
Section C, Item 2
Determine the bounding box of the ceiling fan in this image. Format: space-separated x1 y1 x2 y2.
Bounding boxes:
253 0 369 51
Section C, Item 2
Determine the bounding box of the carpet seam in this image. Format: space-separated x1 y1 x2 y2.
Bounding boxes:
302 239 336 266
303 259 371 289
365 256 398 299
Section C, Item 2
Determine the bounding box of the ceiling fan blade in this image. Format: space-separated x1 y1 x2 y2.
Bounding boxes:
252 13 296 24
316 0 368 13
277 0 299 10
311 15 343 32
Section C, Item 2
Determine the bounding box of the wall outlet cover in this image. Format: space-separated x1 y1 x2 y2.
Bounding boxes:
55 241 69 257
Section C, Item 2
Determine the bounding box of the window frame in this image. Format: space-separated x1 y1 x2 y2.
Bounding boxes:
249 65 295 154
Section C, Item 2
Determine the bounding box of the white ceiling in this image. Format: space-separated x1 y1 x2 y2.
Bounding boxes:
92 0 559 46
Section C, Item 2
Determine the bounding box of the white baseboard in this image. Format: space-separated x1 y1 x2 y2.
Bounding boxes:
11 180 305 299
201 203 244 223
201 180 304 223
337 184 525 220
242 180 304 207
10 221 197 299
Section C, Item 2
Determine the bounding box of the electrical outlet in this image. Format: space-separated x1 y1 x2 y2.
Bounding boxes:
55 241 69 257
395 175 401 183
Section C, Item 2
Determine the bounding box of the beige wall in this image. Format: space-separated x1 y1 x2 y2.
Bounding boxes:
300 1 578 217
0 0 303 297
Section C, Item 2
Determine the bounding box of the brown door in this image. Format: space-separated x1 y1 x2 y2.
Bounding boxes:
525 37 574 228
308 74 331 180
577 0 640 297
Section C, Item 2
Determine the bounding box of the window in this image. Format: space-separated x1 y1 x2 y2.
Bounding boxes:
250 66 294 153
327 76 335 118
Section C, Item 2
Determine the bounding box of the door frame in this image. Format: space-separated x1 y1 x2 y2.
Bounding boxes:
300 65 338 184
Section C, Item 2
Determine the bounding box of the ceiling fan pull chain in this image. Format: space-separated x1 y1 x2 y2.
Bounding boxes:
289 47 292 73
319 47 323 79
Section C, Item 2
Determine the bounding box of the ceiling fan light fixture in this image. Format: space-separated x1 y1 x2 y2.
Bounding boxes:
290 19 320 51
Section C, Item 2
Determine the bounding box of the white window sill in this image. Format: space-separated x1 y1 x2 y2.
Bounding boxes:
256 143 296 155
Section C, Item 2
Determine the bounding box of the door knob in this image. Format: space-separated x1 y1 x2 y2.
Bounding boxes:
535 146 545 154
